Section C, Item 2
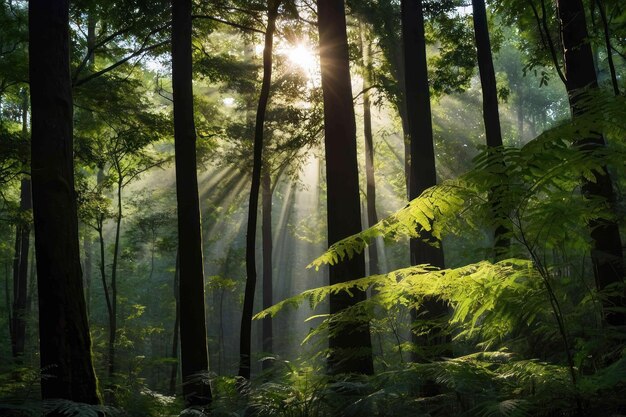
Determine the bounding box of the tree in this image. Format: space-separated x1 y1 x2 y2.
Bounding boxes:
75 74 168 385
239 0 282 381
556 0 625 328
318 0 373 375
472 0 503 149
348 0 476 197
401 0 447 366
29 0 99 406
359 24 380 276
471 0 509 257
171 0 212 407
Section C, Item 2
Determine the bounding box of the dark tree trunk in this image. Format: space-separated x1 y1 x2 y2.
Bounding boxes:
107 176 123 380
261 169 273 369
169 252 180 396
557 0 625 328
401 0 447 369
29 0 99 406
472 0 503 149
472 0 509 257
377 3 411 196
171 0 212 406
360 27 380 276
239 0 280 380
10 93 31 360
96 217 114 373
318 0 374 376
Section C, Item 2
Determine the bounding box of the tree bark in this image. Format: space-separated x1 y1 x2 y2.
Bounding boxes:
401 0 448 370
557 0 625 328
472 0 503 149
318 0 374 376
261 168 273 369
360 26 380 276
472 0 509 257
172 0 212 407
239 0 280 380
107 175 123 380
29 0 99 406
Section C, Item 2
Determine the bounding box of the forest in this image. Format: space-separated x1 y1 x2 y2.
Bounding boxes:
0 0 625 415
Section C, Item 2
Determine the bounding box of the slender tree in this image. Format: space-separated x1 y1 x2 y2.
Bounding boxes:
556 0 625 328
471 0 509 257
318 0 373 375
171 0 212 406
360 25 380 276
29 0 99 406
261 168 273 369
472 0 503 150
239 0 281 380
401 0 447 366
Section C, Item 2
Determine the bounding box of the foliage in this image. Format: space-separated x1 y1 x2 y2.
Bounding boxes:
1 0 625 415
255 91 626 415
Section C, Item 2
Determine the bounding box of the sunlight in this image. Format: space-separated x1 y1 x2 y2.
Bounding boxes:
284 44 317 72
279 43 319 82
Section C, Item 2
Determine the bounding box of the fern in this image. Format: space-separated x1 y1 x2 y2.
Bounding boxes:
250 90 626 416
309 91 626 272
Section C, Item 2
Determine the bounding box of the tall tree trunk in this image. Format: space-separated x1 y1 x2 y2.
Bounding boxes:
239 0 281 380
318 0 374 376
169 251 180 396
261 168 273 370
96 218 114 371
472 0 509 258
472 0 503 149
378 3 411 196
360 25 380 276
10 91 31 360
556 0 625 328
172 0 212 407
107 175 123 380
401 0 447 371
29 0 99 406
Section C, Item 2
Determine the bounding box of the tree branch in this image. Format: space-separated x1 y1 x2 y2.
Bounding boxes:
192 15 265 34
75 40 169 87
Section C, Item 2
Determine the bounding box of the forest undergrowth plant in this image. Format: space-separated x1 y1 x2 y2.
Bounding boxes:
256 91 626 415
206 360 331 417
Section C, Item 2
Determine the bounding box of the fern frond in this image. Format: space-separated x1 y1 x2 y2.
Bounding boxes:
308 181 473 270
